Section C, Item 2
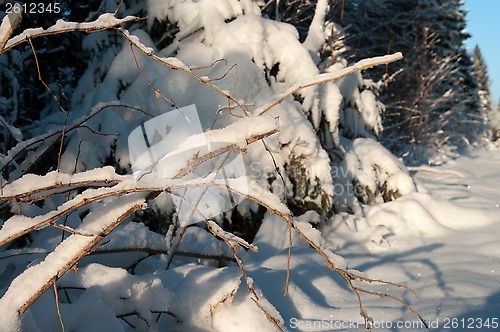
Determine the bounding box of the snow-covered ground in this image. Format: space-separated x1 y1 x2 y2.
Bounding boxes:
213 148 500 331
2 149 499 332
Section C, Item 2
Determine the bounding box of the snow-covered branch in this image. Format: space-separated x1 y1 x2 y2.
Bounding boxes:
0 10 22 54
257 52 403 115
2 13 141 53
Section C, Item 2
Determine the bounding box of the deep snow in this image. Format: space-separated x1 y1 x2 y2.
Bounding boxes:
212 148 500 331
3 148 498 331
317 148 500 331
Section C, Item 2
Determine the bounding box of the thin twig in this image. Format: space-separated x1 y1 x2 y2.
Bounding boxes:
152 310 182 324
57 110 70 171
190 58 227 70
49 223 94 237
0 248 237 263
28 37 65 113
114 0 124 17
54 281 65 332
116 311 150 327
165 225 187 270
204 63 238 83
251 297 284 332
0 104 151 177
128 42 175 107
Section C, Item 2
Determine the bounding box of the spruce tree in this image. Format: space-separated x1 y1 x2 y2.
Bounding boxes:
336 0 484 160
471 45 493 112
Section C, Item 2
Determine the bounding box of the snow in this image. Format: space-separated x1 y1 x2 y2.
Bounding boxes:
10 147 492 332
302 0 329 55
0 115 22 142
2 1 500 331
345 138 416 198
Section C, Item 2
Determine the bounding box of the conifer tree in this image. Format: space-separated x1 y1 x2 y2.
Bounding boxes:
471 45 493 112
336 0 484 160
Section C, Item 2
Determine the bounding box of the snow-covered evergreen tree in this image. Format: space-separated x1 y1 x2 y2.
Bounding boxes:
491 102 500 141
336 0 485 161
471 45 493 112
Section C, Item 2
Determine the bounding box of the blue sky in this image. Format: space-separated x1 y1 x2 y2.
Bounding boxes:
463 0 500 104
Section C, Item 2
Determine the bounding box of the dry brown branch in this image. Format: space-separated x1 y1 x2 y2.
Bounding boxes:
49 223 93 237
190 58 227 71
0 187 140 247
57 111 70 171
172 129 279 179
251 297 285 332
210 287 237 316
152 310 182 324
0 248 237 263
117 311 150 327
53 282 66 332
210 103 255 129
0 251 47 260
114 0 124 17
28 37 66 113
204 62 238 83
164 225 188 270
0 179 121 202
285 216 292 296
129 42 176 107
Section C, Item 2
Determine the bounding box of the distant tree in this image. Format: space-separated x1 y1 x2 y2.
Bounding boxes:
334 0 485 161
491 101 500 141
470 44 498 142
471 45 493 112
